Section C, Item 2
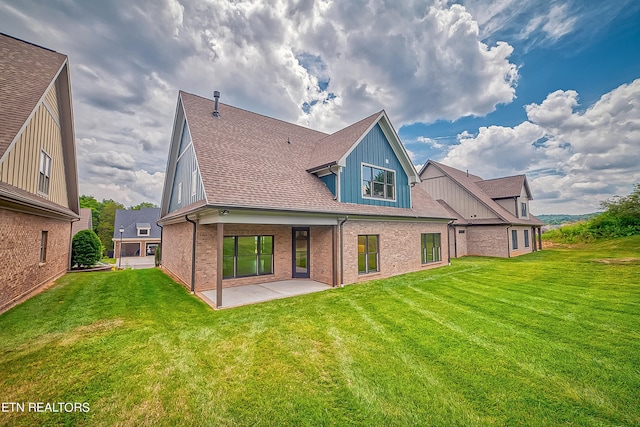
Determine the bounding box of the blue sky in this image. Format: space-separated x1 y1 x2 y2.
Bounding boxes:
400 1 640 163
1 0 638 214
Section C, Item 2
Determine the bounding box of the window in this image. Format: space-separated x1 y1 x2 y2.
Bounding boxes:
177 182 182 204
362 164 395 200
138 229 149 236
421 233 441 264
38 150 51 195
521 202 527 217
223 235 273 279
358 235 379 274
524 229 530 248
512 230 518 250
191 170 197 197
40 231 48 263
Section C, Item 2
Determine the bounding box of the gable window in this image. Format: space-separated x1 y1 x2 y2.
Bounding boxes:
358 235 379 274
524 229 530 248
38 150 51 195
223 235 273 279
362 164 395 200
521 202 527 217
177 182 182 204
512 230 518 250
421 233 441 264
40 231 48 263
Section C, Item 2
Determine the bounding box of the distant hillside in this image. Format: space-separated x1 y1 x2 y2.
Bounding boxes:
537 213 599 225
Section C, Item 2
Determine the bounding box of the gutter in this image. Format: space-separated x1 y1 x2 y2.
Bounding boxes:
156 221 163 266
68 216 81 270
339 216 348 286
185 215 197 293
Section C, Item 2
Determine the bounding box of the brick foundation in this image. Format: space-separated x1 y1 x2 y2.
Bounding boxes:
0 208 71 313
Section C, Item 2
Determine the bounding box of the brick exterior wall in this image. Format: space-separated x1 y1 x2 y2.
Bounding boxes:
450 225 468 257
162 222 337 292
161 221 193 288
162 219 451 291
464 225 535 258
341 220 449 285
0 208 71 312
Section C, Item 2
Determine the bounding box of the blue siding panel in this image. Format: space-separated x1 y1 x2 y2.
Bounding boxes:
340 123 410 208
169 123 205 213
320 174 336 196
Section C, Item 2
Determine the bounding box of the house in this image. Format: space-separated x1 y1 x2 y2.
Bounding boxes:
112 208 161 258
418 160 544 258
71 208 93 236
158 91 454 307
0 33 79 313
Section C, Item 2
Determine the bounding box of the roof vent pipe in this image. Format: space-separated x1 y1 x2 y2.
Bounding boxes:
213 91 220 117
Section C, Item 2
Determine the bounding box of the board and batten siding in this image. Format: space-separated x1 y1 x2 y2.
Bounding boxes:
168 121 205 213
340 123 410 208
319 174 336 196
0 88 69 208
419 174 496 219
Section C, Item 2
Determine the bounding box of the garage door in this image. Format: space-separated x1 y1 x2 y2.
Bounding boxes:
121 243 140 257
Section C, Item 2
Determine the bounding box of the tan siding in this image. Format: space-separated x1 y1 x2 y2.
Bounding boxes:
420 176 496 219
44 85 60 123
0 103 68 207
496 198 516 216
420 167 445 179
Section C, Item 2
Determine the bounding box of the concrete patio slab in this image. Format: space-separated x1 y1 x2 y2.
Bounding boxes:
200 279 332 309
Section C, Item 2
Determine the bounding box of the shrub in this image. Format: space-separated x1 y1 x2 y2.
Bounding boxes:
72 229 103 268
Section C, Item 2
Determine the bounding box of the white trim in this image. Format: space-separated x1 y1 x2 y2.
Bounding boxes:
199 211 339 226
42 98 61 129
361 162 397 203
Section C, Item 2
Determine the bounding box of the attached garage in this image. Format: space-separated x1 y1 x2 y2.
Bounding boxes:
121 243 141 257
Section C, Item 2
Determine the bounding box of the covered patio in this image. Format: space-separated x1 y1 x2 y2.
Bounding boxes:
198 279 332 309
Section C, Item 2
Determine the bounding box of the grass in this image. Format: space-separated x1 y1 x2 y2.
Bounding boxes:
1 237 639 426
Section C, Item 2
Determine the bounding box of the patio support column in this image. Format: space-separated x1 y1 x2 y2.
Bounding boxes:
216 222 224 308
538 227 542 251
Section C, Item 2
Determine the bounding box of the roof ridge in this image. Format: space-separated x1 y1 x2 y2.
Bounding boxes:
179 90 329 137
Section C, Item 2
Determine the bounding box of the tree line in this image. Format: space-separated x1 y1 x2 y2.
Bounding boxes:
79 195 158 255
544 184 640 243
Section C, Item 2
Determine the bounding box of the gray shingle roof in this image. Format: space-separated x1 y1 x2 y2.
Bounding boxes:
426 161 544 226
175 92 452 220
113 208 161 239
476 175 528 199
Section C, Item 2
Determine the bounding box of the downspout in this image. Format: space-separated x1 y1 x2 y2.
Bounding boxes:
156 221 163 266
339 216 348 286
329 166 339 200
68 217 80 270
185 215 197 294
447 220 454 264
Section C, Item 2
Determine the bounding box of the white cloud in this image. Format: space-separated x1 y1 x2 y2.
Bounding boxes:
439 79 640 214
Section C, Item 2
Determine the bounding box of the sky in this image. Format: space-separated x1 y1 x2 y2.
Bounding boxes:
1 0 639 214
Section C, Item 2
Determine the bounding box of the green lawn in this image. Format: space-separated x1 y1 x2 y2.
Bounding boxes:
1 237 639 426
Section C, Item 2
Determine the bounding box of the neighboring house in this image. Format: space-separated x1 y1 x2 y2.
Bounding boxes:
113 208 161 257
0 34 80 313
158 91 453 307
71 208 93 236
418 160 544 258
